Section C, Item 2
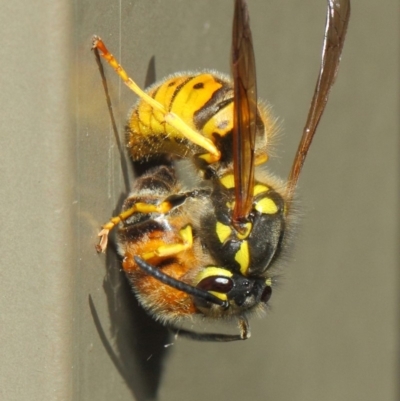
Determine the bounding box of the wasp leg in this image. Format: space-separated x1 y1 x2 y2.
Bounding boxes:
96 190 207 252
96 200 175 253
141 225 194 261
96 201 172 252
169 317 251 342
92 36 221 163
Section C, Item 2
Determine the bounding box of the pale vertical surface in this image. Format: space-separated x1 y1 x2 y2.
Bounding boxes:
1 1 397 400
82 1 399 400
0 0 74 401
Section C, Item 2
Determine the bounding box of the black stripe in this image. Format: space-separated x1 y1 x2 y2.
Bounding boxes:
134 165 177 192
169 76 197 111
120 219 167 242
193 85 233 131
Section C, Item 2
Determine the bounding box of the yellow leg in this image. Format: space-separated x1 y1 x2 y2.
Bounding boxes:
141 225 193 260
96 200 175 253
92 36 221 163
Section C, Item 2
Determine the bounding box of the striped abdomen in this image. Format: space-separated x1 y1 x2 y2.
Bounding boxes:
127 72 245 164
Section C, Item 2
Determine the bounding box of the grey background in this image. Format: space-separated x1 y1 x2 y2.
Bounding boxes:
1 0 398 400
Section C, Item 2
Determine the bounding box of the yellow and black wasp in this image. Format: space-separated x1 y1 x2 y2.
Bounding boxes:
93 0 350 341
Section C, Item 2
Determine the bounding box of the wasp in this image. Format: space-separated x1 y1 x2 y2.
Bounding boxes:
93 0 350 341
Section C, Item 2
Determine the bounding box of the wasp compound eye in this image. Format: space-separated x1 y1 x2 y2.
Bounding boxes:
261 286 272 303
196 276 234 294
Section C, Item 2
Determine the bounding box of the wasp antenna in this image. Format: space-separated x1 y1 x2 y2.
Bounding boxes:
134 256 228 308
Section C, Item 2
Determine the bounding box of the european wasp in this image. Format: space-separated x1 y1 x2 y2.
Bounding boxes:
93 0 350 341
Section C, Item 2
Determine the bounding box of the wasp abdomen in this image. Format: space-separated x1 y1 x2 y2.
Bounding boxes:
127 73 234 161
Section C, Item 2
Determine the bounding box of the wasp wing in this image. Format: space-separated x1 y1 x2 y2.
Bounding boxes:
232 0 257 222
287 0 351 202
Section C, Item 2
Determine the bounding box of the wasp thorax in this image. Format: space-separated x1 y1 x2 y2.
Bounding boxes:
200 173 286 277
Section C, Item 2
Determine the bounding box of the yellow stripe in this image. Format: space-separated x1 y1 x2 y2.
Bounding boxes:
170 74 223 126
253 184 269 195
195 267 233 286
255 197 278 214
235 241 250 276
153 77 190 111
220 174 235 189
216 222 232 243
209 292 228 301
133 76 194 137
202 102 234 138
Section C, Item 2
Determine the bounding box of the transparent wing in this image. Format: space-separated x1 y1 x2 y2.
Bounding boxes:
232 0 257 222
286 0 351 203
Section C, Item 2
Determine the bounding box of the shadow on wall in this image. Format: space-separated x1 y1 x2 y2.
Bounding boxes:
89 53 172 401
